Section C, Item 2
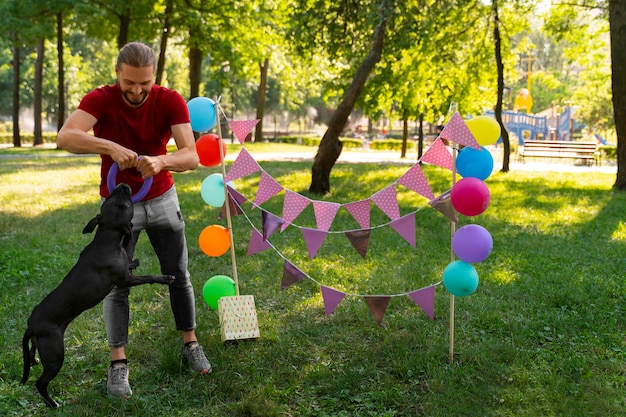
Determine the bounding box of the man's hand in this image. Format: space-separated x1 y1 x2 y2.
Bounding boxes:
111 145 139 171
136 155 164 179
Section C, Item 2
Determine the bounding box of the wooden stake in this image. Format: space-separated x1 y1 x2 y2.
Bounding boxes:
214 100 240 295
449 146 458 363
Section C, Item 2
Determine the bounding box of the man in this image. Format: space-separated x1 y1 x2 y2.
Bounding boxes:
57 41 211 398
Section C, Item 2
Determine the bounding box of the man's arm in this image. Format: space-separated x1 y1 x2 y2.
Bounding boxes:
57 109 139 170
136 123 199 179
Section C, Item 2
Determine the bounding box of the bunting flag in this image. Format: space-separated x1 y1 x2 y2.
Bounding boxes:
253 172 284 207
313 201 341 231
229 119 260 144
344 230 371 259
371 185 400 220
246 228 272 255
421 138 453 170
429 189 458 223
227 185 248 206
440 112 481 150
364 296 391 325
281 260 306 291
261 209 285 240
389 213 416 247
321 286 347 316
281 190 311 231
217 193 243 220
301 227 328 259
224 148 261 183
408 285 436 319
398 164 435 200
343 199 371 229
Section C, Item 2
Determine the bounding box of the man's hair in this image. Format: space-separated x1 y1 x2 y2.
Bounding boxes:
116 42 156 69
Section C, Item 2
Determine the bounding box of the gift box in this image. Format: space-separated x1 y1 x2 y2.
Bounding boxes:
218 295 260 341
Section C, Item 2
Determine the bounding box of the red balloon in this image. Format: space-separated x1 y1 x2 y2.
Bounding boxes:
450 177 490 216
196 134 226 167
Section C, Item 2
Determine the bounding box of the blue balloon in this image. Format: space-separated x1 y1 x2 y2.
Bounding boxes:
201 173 226 207
443 261 479 297
187 97 217 132
456 146 494 180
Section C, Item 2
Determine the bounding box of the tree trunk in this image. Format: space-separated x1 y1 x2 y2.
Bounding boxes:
189 45 202 99
493 0 510 172
255 58 269 142
12 39 20 148
401 108 408 158
34 37 44 146
417 113 424 161
156 0 173 86
56 12 65 132
309 10 390 194
610 0 626 190
117 8 131 48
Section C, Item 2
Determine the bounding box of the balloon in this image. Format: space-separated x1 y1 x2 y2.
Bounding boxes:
443 261 479 297
202 275 237 309
451 177 490 216
465 116 501 146
201 173 226 207
198 225 231 257
456 146 494 181
452 224 493 263
187 97 217 132
196 134 226 167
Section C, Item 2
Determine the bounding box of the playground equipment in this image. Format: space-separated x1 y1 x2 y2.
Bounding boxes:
486 106 576 144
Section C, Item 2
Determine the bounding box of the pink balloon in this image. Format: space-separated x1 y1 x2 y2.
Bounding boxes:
450 178 490 216
452 224 493 263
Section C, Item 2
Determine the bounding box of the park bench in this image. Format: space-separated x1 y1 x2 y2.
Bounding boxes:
518 140 599 166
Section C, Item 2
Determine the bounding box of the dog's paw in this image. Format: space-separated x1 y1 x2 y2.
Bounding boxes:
164 275 176 284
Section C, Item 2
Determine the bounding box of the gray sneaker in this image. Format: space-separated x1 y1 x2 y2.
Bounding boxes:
182 342 212 374
107 363 132 398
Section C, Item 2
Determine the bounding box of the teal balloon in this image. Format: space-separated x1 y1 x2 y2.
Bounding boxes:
187 97 217 132
457 146 494 180
201 173 226 207
443 261 479 297
202 275 237 309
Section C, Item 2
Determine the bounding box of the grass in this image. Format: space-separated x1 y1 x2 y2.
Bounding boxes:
1 145 625 416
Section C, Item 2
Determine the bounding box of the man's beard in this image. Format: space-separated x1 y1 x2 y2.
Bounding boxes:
123 91 148 106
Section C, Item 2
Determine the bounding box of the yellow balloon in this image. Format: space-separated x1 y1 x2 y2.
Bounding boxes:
465 116 501 146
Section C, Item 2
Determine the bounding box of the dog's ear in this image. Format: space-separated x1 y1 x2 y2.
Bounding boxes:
83 215 102 234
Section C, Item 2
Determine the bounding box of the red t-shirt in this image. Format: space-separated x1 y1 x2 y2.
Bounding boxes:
78 84 190 201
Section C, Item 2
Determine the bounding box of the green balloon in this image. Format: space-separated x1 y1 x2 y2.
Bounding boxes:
202 275 236 309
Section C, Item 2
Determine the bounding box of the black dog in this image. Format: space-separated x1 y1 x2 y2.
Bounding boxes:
21 183 175 408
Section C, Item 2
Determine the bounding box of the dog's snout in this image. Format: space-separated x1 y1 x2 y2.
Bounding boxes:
113 183 132 195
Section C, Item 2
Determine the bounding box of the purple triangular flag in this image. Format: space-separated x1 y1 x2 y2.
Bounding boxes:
344 230 370 259
224 148 260 182
253 172 284 207
301 227 328 259
397 164 435 200
439 112 481 150
429 189 458 223
281 190 311 231
281 260 306 291
343 199 371 229
227 185 248 206
246 229 272 255
261 209 285 240
218 193 243 220
313 201 341 231
389 213 416 248
364 296 391 325
408 285 436 319
321 286 346 316
371 185 400 220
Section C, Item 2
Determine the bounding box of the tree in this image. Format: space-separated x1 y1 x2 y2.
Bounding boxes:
609 0 626 190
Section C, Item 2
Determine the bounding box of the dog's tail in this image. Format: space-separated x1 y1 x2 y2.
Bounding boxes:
21 328 33 384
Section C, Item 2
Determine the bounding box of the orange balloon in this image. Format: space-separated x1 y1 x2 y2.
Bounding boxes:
198 225 231 257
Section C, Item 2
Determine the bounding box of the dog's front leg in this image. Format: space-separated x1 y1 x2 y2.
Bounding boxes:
120 274 175 287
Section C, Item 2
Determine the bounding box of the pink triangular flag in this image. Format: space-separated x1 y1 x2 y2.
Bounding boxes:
281 190 311 231
344 230 370 259
389 213 416 247
397 164 435 200
371 185 400 220
364 296 391 325
321 286 346 316
261 209 284 240
281 260 306 291
229 119 260 144
253 172 284 207
421 138 453 170
343 199 371 229
408 285 436 319
246 229 272 255
301 227 328 259
429 189 458 223
439 112 481 150
224 148 260 182
313 201 341 231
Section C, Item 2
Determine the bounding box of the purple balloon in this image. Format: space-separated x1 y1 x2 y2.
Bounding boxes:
452 224 493 263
